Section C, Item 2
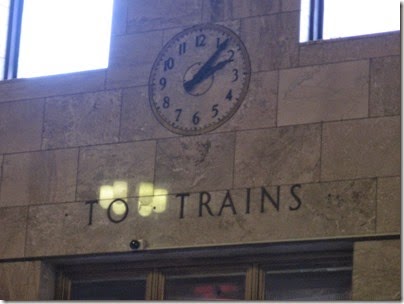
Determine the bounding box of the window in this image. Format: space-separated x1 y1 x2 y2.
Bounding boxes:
2 0 113 80
300 0 401 42
55 241 353 300
0 0 11 77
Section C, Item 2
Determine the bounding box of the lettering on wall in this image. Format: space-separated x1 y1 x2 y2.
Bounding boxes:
85 184 303 225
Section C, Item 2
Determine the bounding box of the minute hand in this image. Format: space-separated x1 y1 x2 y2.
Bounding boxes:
184 38 230 92
201 58 234 80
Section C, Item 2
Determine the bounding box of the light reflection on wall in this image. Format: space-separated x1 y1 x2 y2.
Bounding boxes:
98 181 167 217
138 182 168 217
99 181 128 215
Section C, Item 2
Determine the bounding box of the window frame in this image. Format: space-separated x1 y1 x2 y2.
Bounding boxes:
3 0 23 80
54 241 353 300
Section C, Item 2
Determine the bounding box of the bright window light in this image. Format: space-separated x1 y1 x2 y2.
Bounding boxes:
18 0 113 78
323 0 400 40
300 0 401 42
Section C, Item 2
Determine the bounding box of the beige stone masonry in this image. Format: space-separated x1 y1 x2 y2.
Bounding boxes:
0 261 53 300
127 0 203 33
370 56 401 117
376 177 401 233
106 64 152 89
234 124 321 188
299 32 400 66
25 179 375 257
0 261 41 300
111 0 127 36
120 86 174 141
42 90 121 149
321 116 400 181
76 141 156 201
220 71 277 132
353 239 401 300
202 0 296 22
280 0 300 12
155 133 235 193
278 60 369 126
240 12 299 71
0 70 105 103
0 99 44 154
106 31 163 89
109 32 162 68
201 0 234 22
0 207 27 259
231 0 280 18
0 149 78 207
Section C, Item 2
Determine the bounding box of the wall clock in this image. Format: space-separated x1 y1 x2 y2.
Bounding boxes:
148 24 251 135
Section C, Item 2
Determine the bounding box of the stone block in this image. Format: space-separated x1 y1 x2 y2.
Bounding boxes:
0 149 78 206
42 90 121 149
155 133 235 193
370 56 401 117
202 0 233 22
76 141 156 201
353 239 401 300
111 0 127 36
299 32 400 66
0 70 106 103
281 0 300 11
147 179 375 246
0 261 42 300
321 117 400 181
109 32 162 69
126 0 202 33
26 179 375 257
120 86 174 141
376 177 401 233
234 124 321 188
0 99 43 154
220 71 277 131
202 0 280 22
27 202 98 257
240 12 299 72
0 207 27 259
232 0 280 18
278 61 369 126
106 64 151 89
26 198 182 256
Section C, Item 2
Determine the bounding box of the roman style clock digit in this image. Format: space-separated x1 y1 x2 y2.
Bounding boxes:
148 24 251 135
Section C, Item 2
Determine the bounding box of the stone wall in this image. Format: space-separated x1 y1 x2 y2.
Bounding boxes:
0 0 400 300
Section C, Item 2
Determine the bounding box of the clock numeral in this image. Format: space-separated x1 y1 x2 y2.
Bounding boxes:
164 57 175 71
159 77 167 90
195 34 206 47
192 112 200 125
179 42 186 55
211 104 219 118
227 49 235 60
232 69 239 82
162 96 170 108
175 109 182 122
225 89 233 101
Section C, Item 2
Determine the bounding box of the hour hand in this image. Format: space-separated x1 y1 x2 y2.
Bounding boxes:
196 58 233 83
184 39 230 92
209 58 233 74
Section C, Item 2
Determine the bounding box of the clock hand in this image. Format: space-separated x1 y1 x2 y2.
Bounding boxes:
198 58 234 81
184 38 230 92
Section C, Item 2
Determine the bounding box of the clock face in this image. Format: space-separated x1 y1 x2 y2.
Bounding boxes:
148 24 251 135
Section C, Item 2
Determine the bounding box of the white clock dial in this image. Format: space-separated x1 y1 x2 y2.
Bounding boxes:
149 24 251 135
